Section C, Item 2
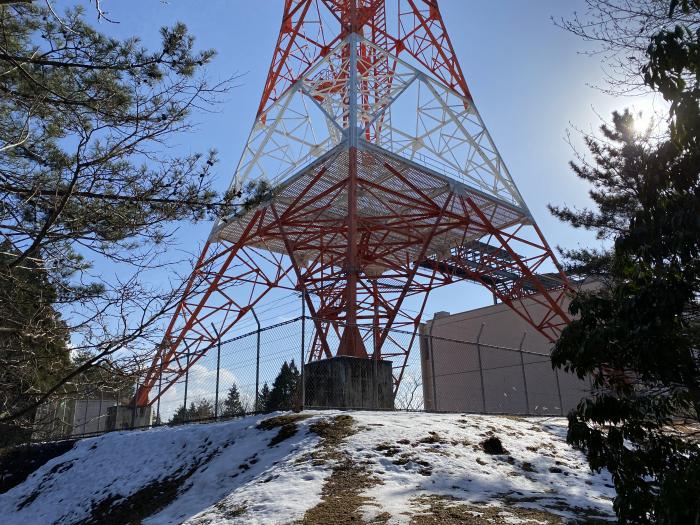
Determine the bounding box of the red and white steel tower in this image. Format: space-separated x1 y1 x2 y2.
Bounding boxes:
136 0 571 407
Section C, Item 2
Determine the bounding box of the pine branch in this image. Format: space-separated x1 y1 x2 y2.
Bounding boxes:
0 183 237 208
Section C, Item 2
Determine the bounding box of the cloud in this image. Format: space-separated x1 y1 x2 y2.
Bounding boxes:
156 364 237 421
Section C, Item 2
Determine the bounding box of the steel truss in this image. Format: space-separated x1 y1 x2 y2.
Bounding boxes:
136 1 571 407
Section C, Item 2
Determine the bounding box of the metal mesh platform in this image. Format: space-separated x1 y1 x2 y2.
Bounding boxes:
213 141 529 268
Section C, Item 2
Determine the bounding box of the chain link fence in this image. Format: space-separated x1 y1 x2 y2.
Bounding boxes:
417 330 589 415
26 316 589 443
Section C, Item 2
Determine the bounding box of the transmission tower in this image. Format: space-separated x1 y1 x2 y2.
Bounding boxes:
136 0 571 407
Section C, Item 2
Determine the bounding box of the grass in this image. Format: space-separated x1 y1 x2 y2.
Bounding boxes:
309 414 355 445
16 457 79 510
76 414 310 523
480 436 507 455
295 415 392 525
257 413 311 431
75 465 198 525
0 440 76 494
409 495 565 525
75 440 221 524
258 413 312 448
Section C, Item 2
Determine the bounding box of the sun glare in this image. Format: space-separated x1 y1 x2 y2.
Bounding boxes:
633 111 652 134
629 96 667 135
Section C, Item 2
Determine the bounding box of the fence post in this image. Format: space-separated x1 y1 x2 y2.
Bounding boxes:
61 398 67 437
554 369 564 416
183 352 190 421
252 307 261 411
97 391 103 433
156 353 163 425
428 320 438 412
82 395 89 434
518 332 530 414
372 358 378 410
212 323 221 419
115 389 124 430
50 400 58 438
476 323 487 413
115 396 124 430
300 292 306 410
131 378 139 429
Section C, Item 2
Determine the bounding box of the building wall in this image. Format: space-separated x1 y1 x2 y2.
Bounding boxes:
420 282 595 415
72 398 118 435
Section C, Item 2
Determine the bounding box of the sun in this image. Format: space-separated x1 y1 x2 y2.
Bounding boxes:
628 96 667 135
633 110 652 134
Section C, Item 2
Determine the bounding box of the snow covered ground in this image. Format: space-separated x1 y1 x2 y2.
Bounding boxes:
0 412 616 524
345 413 616 524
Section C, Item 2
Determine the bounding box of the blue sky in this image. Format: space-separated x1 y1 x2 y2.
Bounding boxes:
59 0 662 326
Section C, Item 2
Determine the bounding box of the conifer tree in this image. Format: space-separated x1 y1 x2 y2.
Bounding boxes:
551 2 699 521
191 399 215 420
0 242 70 446
169 398 215 424
221 383 245 417
0 1 236 425
266 360 300 412
169 403 189 425
258 383 271 413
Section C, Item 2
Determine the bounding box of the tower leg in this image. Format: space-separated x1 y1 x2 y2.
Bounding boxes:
136 210 297 406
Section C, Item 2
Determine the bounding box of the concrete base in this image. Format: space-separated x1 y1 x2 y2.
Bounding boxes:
106 405 152 431
304 356 394 410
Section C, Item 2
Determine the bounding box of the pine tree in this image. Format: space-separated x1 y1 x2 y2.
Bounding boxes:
169 398 215 424
191 399 215 420
169 404 189 425
221 383 245 417
550 2 700 521
0 242 70 447
0 2 235 426
258 383 271 413
266 360 300 412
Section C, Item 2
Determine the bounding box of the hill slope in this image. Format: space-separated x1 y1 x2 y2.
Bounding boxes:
0 412 616 524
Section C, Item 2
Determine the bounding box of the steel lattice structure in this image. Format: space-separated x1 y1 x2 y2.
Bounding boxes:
136 0 571 407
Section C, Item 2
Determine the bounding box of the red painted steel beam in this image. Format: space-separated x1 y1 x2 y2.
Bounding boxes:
257 0 471 116
137 0 574 407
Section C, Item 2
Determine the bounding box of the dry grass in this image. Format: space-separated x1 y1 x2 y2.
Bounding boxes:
501 494 616 524
295 458 388 525
480 436 507 455
294 415 390 525
409 495 565 525
375 442 401 457
213 500 247 519
75 464 201 525
269 424 299 447
309 414 355 446
257 413 311 431
418 431 446 445
258 413 312 447
522 461 537 472
500 415 526 422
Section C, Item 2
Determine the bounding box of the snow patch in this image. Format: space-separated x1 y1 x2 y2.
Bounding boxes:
343 413 615 524
0 414 330 525
0 412 616 524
